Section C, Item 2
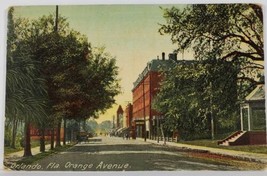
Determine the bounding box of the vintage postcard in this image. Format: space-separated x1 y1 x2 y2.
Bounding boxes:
1 0 267 174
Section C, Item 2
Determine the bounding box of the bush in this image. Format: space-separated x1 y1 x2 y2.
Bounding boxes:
4 138 10 147
4 128 11 146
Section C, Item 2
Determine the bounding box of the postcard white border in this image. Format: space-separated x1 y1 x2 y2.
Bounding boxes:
0 0 266 176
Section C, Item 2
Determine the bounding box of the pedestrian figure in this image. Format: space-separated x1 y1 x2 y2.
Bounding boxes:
126 133 129 140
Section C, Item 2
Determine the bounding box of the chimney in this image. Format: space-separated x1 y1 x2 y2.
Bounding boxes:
162 52 165 60
169 53 178 61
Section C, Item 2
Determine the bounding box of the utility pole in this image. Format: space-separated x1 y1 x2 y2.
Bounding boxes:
54 5 60 148
112 115 115 129
54 5 58 32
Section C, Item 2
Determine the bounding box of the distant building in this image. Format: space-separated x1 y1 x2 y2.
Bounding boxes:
125 103 133 128
132 52 178 139
116 105 124 129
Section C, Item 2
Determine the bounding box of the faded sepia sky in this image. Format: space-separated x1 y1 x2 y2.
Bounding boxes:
13 5 191 123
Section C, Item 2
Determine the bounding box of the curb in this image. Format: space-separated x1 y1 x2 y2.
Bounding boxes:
140 138 267 164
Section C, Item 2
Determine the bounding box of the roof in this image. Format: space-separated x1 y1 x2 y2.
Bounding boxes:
117 105 124 113
132 59 173 90
132 58 195 90
148 59 174 71
245 84 265 102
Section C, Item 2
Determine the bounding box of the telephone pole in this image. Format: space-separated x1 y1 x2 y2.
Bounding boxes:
54 5 58 32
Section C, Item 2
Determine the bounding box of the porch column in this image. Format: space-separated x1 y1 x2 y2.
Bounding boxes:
240 105 243 131
248 105 251 131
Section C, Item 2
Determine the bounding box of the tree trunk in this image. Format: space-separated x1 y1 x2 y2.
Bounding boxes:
10 116 18 149
50 127 54 150
55 120 61 147
23 120 32 157
63 118 66 145
40 128 45 152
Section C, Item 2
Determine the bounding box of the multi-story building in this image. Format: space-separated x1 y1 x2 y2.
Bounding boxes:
132 52 177 139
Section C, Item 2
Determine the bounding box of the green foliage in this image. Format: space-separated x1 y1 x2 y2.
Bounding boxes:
155 4 264 140
82 119 98 133
23 15 121 121
6 8 49 125
153 60 240 140
159 4 263 89
98 120 113 133
7 11 121 123
6 8 121 153
160 4 263 61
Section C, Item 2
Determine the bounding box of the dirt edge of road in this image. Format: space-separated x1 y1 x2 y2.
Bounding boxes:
160 144 267 170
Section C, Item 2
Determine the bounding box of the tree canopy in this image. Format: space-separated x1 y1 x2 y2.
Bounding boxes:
5 8 121 154
154 4 264 140
14 13 121 121
159 4 263 85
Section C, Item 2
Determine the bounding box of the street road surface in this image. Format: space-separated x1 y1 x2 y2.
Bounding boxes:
19 136 259 171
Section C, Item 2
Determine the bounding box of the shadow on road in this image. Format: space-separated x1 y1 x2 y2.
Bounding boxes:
68 144 160 153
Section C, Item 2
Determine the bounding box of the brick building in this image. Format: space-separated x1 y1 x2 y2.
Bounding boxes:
132 53 177 139
30 125 64 141
125 103 133 128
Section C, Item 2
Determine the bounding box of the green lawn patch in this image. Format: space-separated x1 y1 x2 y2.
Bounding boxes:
4 147 23 155
17 144 73 165
179 140 267 154
4 140 50 155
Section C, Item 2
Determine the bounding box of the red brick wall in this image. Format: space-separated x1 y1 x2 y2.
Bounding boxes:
125 103 133 128
30 125 64 141
132 71 162 121
149 71 162 117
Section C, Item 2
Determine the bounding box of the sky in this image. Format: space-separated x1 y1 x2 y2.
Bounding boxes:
3 2 266 124
11 4 189 123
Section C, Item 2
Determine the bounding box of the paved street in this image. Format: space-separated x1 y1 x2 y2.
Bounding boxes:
9 136 264 171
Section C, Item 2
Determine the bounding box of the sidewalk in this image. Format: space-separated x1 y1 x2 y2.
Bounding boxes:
4 144 51 167
137 138 267 164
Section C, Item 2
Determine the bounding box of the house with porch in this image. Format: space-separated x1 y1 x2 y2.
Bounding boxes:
218 84 266 145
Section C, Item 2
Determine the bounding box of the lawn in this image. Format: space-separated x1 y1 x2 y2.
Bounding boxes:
17 144 73 165
179 140 267 154
4 147 23 154
4 140 50 155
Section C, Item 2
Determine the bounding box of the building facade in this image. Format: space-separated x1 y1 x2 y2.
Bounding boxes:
125 103 133 128
132 53 176 139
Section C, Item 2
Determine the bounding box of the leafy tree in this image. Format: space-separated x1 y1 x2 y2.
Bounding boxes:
153 60 240 140
6 8 49 156
85 119 98 133
155 4 264 140
159 4 263 92
6 7 121 154
99 120 113 133
8 11 120 148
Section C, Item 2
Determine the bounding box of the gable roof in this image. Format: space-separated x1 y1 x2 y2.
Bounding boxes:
245 84 265 102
